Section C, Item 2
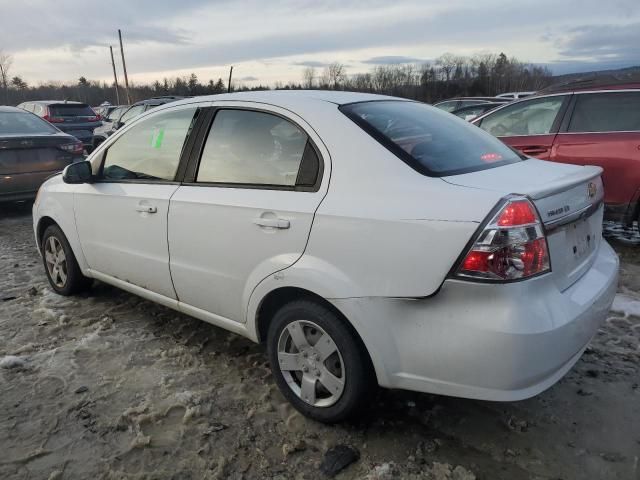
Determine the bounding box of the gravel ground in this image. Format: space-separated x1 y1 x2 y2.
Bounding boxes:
1 202 639 480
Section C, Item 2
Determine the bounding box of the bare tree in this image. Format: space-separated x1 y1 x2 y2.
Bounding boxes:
0 50 12 104
323 62 346 89
302 67 316 89
435 53 457 81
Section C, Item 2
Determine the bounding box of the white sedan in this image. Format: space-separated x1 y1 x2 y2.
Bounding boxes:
33 91 618 423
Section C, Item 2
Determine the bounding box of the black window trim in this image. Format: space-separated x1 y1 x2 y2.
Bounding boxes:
181 105 325 192
340 99 525 177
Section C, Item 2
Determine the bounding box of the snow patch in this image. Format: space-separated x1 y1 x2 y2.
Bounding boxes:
611 294 640 318
0 355 27 369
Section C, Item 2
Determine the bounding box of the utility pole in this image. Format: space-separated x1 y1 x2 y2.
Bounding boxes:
118 29 131 104
109 46 121 105
227 66 233 93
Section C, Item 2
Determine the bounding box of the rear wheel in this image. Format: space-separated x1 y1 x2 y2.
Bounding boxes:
267 299 374 423
42 225 91 295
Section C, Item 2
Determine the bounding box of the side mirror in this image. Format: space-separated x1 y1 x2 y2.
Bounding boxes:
62 160 93 184
114 121 124 130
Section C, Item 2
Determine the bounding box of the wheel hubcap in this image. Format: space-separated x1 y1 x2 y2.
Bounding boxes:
277 320 345 407
44 236 67 288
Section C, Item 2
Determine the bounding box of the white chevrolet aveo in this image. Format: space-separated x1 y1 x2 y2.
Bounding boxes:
33 91 618 422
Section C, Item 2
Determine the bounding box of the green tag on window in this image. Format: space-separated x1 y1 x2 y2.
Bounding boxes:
151 128 165 149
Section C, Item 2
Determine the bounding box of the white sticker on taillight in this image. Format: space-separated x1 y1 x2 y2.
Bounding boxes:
455 196 550 281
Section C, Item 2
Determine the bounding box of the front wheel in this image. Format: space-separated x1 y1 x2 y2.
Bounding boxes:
267 299 374 423
42 225 92 295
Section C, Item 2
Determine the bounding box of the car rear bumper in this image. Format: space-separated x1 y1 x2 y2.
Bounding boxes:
330 239 619 401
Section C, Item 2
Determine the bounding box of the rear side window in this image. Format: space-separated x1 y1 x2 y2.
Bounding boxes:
477 96 567 137
49 104 95 117
340 101 522 176
0 112 58 134
568 92 640 133
196 109 313 187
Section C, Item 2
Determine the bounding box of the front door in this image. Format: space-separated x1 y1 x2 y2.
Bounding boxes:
168 105 329 322
74 105 199 299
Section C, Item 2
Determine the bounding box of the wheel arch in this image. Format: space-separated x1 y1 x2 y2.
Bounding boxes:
254 286 379 383
36 216 58 251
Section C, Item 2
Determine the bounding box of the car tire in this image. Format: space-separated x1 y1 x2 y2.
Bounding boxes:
41 225 92 296
267 299 375 423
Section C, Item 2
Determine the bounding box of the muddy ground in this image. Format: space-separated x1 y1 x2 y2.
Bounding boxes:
1 202 639 480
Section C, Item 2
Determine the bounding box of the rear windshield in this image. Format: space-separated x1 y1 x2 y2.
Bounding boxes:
49 104 95 117
340 101 522 176
0 112 58 135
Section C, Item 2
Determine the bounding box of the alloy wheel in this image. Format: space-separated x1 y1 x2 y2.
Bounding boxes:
44 236 67 288
277 320 346 407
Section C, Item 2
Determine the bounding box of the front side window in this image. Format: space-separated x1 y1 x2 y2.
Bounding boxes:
434 101 458 112
196 109 309 186
341 100 522 176
119 105 145 124
101 107 197 181
478 95 567 137
568 92 640 133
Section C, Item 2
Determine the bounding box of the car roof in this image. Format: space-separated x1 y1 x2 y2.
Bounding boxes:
27 100 87 105
0 106 27 113
164 90 410 112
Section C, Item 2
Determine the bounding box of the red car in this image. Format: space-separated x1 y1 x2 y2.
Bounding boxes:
472 84 640 226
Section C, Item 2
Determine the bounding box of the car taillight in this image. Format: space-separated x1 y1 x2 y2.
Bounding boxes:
454 196 550 281
44 115 64 123
58 142 84 154
87 116 100 122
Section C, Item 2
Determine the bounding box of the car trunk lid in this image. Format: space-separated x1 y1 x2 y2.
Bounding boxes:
443 159 604 291
0 135 77 174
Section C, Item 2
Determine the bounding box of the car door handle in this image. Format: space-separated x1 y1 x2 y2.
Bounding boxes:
253 217 290 229
520 146 549 156
136 204 157 214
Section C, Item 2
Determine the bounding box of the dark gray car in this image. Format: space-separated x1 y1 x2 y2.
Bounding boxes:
17 101 101 148
0 106 85 202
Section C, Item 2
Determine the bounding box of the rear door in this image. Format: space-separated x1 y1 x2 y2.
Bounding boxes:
73 104 199 299
168 104 329 323
551 91 640 213
475 94 571 159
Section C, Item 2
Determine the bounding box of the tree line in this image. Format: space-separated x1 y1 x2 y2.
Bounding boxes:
0 50 553 107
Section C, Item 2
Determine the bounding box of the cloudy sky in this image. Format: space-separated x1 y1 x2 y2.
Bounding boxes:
1 0 639 87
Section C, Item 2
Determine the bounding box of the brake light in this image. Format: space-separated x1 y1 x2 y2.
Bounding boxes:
43 115 64 123
454 196 550 281
58 142 84 154
87 116 100 122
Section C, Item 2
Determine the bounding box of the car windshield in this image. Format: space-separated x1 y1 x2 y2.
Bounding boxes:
49 104 95 117
0 111 58 135
341 100 523 176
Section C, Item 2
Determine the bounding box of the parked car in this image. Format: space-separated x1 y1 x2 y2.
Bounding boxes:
33 91 618 422
93 103 122 118
472 85 640 226
17 101 101 149
495 91 536 99
451 102 503 121
0 106 84 202
92 96 184 149
433 96 510 112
